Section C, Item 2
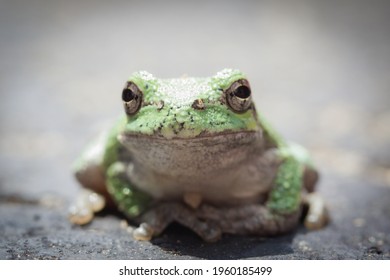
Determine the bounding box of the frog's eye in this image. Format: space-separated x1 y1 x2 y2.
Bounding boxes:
225 79 252 113
122 82 143 115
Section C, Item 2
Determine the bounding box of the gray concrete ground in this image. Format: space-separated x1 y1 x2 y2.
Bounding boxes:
1 0 389 259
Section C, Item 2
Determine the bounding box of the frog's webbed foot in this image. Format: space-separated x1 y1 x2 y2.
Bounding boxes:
197 204 300 236
135 202 222 242
302 192 329 230
68 189 106 225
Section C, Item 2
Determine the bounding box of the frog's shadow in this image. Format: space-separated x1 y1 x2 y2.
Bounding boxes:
150 223 300 259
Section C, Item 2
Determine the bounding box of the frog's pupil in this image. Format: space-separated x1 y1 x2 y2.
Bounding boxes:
122 88 135 102
233 86 251 99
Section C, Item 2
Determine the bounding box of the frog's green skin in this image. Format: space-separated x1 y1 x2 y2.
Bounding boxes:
72 69 327 242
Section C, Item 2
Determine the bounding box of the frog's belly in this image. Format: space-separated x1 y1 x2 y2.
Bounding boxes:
121 131 281 206
128 155 279 206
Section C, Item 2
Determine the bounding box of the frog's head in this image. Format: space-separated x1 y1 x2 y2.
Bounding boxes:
120 69 260 139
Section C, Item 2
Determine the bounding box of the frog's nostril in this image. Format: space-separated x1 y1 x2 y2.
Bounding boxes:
192 99 205 110
156 100 165 110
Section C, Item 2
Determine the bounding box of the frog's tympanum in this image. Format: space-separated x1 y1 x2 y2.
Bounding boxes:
70 69 328 242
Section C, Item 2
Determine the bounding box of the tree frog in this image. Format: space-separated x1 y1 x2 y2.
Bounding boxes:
69 69 328 242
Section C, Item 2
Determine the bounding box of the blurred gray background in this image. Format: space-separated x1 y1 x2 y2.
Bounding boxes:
0 0 389 259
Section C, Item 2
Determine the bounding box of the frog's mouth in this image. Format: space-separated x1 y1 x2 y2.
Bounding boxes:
120 129 262 145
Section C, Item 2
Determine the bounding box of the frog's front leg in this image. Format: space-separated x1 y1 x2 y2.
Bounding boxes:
105 162 152 220
69 131 112 225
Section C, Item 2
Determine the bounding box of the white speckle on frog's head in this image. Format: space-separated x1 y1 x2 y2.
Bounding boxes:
138 71 155 81
157 78 212 107
214 68 235 79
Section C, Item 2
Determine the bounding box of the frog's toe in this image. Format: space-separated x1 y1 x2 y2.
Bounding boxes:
303 192 329 230
68 204 93 225
132 223 155 241
86 191 105 212
68 190 106 225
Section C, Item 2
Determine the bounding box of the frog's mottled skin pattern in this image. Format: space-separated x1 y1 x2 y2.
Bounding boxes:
72 69 327 242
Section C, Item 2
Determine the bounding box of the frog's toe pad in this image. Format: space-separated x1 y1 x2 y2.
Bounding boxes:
303 192 329 230
86 192 105 212
132 223 154 241
304 211 329 230
68 205 93 225
68 190 106 225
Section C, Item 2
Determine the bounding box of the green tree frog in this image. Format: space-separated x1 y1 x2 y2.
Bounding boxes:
69 69 328 242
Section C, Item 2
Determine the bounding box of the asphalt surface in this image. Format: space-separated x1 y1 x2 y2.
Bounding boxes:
1 0 389 259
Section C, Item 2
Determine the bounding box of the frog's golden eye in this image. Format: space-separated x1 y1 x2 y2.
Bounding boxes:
122 82 143 115
225 79 252 113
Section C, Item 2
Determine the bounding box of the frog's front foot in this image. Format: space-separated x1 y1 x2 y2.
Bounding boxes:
136 202 222 242
68 189 106 225
303 192 329 230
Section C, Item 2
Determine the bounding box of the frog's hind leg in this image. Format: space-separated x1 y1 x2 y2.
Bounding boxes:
300 161 328 229
69 132 109 225
69 165 107 225
301 165 329 228
73 131 110 197
303 166 319 193
285 142 328 229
